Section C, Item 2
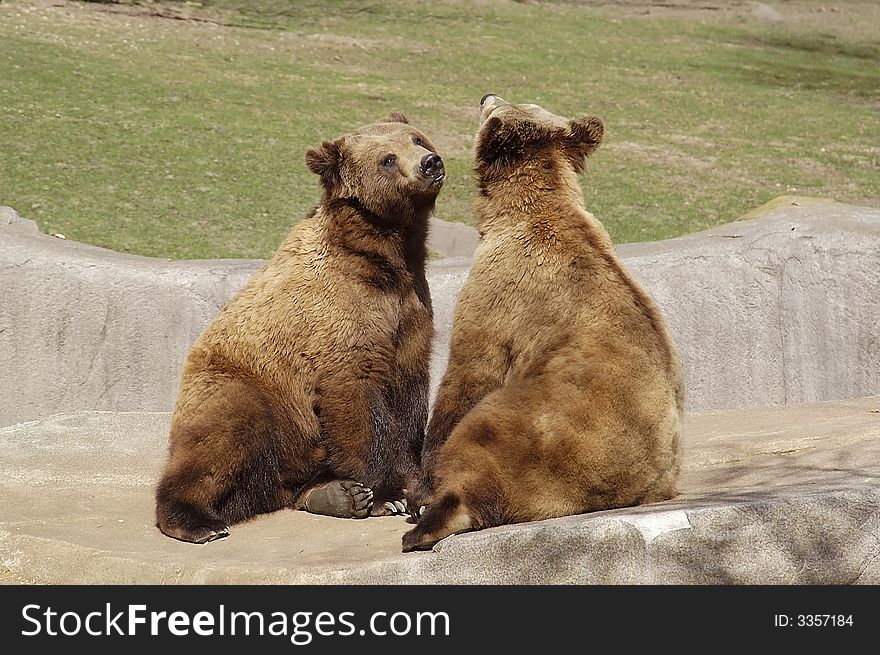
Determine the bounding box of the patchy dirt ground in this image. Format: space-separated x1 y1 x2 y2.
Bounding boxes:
564 0 880 41
50 1 880 42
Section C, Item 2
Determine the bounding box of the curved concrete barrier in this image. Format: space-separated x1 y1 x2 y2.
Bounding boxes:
1 195 879 426
619 196 880 411
1 206 260 428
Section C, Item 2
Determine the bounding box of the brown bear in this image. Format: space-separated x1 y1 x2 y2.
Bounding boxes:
402 95 683 552
155 112 446 543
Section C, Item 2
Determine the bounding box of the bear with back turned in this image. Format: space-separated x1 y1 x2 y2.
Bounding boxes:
403 95 682 551
155 112 445 543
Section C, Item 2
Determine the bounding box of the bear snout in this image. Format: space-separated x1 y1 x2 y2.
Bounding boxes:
479 94 505 123
420 153 445 183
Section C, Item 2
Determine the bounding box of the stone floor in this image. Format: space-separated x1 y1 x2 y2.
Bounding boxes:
1 396 878 584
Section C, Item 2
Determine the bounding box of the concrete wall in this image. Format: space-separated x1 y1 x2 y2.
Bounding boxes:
2 196 878 427
0 207 259 427
619 196 880 411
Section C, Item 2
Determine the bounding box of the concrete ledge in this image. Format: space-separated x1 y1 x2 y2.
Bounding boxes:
2 396 878 584
2 196 879 425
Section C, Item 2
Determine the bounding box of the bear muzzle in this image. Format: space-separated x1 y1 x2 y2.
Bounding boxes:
420 153 445 187
479 93 505 123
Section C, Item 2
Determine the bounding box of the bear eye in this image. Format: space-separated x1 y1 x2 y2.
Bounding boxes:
382 155 397 168
412 136 424 147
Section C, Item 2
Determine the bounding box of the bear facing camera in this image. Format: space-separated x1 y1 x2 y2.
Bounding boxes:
155 113 445 544
403 95 683 552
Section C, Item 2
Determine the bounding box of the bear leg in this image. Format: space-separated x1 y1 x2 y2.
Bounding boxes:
314 385 410 517
299 479 374 519
156 378 307 543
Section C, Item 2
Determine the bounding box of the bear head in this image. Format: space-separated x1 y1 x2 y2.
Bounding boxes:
305 112 445 224
474 94 604 185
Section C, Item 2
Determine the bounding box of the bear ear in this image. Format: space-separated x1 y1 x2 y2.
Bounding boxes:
305 140 342 188
381 111 409 124
475 116 523 167
565 116 604 173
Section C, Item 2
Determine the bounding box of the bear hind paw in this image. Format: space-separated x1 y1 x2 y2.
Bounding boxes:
301 480 374 519
157 511 230 545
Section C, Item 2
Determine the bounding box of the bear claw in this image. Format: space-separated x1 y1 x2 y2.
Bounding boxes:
370 499 408 517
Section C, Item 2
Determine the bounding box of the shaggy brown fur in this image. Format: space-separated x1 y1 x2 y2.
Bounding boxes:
402 96 683 552
155 113 446 543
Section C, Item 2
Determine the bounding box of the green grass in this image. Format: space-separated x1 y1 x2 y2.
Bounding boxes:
0 0 878 259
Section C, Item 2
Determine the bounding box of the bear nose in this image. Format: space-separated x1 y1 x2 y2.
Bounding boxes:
420 153 443 177
480 93 500 106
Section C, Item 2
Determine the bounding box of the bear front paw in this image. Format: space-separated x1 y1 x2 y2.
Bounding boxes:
404 484 433 523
